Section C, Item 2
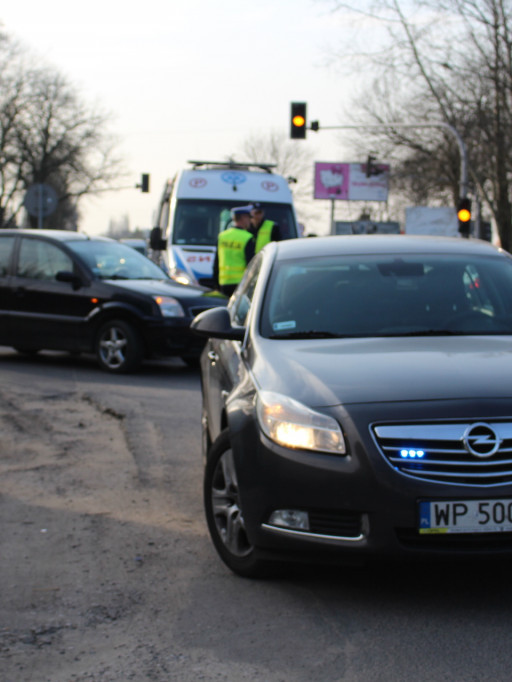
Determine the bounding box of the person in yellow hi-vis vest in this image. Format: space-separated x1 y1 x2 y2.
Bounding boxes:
213 206 256 297
250 203 282 253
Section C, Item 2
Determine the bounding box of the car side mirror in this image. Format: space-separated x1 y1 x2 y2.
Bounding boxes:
191 306 245 341
56 270 83 290
150 226 167 251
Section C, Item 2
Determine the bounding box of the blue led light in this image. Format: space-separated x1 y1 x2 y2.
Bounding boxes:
400 449 425 459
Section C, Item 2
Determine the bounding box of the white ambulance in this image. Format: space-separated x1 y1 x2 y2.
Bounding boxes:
151 160 300 288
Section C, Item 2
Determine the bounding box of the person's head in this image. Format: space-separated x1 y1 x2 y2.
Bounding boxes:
250 202 264 228
231 205 252 230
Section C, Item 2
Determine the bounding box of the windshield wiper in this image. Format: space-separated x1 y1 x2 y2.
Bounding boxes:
268 330 349 339
378 329 466 337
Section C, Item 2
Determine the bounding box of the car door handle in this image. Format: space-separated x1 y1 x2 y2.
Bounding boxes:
207 350 218 363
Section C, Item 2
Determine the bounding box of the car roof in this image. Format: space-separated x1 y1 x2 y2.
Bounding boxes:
271 235 504 260
0 229 112 242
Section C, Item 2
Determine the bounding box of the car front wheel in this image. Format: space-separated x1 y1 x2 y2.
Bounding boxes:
204 429 274 578
95 319 143 373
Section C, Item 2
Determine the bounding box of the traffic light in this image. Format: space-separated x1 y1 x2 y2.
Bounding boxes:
365 154 385 177
366 155 376 178
140 173 150 193
290 102 307 139
457 197 472 237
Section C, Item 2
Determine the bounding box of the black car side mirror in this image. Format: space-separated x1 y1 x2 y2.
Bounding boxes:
150 227 167 251
56 270 83 290
191 307 245 341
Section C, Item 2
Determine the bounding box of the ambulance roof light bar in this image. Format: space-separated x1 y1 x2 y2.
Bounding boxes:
188 160 277 174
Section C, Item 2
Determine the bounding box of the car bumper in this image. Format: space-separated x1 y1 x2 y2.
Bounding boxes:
141 317 208 358
230 406 512 564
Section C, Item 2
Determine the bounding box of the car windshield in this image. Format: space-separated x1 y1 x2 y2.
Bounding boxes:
67 240 168 280
260 252 512 338
172 200 298 246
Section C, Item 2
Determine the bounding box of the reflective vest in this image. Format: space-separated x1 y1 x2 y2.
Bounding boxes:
217 227 253 285
255 220 275 253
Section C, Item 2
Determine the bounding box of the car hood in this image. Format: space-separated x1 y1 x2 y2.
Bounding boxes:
105 278 225 302
252 335 512 407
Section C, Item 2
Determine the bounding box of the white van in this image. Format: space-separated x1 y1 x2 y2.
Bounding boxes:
150 160 300 288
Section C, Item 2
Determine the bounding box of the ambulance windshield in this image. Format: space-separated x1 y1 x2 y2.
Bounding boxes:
172 200 298 246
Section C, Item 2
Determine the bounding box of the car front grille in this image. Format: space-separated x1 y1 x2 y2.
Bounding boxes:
197 277 216 289
373 421 512 486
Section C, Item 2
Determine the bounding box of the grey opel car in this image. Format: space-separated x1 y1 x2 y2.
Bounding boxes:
192 235 512 577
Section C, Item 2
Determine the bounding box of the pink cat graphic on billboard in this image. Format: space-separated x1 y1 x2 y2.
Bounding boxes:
314 162 389 201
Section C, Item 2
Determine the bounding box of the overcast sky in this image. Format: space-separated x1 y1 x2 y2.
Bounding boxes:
1 0 365 235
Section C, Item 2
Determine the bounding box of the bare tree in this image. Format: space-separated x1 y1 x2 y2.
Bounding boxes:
0 30 125 229
0 31 27 227
326 0 512 248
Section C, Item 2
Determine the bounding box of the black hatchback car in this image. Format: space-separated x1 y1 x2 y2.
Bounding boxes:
0 229 226 372
192 235 512 577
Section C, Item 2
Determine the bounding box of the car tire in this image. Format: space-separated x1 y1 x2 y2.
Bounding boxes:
204 429 274 578
95 319 143 373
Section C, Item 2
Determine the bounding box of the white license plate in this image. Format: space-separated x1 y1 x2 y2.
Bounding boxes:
419 499 512 534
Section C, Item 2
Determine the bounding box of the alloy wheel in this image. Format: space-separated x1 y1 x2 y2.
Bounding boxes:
210 447 252 558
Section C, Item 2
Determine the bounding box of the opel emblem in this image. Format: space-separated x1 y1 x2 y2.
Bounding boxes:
463 423 501 458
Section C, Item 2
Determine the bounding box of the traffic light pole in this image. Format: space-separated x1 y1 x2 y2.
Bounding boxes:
311 121 468 200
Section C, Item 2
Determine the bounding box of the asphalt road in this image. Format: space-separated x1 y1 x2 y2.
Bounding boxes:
1 347 512 681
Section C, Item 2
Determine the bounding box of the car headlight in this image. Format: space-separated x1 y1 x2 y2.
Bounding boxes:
170 267 197 286
153 296 185 318
256 391 346 455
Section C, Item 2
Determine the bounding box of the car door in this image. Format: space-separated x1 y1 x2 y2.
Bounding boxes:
10 235 91 351
0 235 17 346
204 255 263 439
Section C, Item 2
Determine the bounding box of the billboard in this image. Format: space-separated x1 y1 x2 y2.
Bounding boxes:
405 207 458 236
314 162 390 201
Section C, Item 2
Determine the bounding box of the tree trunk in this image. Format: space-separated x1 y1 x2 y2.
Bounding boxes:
496 188 512 251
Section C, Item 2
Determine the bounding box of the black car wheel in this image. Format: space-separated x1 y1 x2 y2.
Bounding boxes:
204 429 273 578
95 319 143 373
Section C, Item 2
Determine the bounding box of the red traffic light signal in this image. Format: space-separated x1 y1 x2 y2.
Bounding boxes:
290 102 307 139
457 197 471 236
